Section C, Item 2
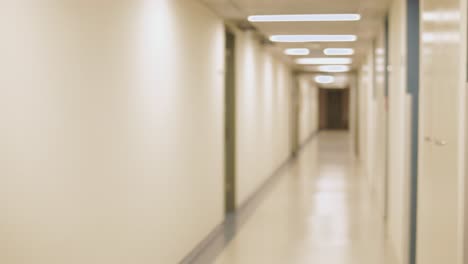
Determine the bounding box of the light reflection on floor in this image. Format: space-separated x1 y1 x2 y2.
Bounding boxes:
213 131 397 264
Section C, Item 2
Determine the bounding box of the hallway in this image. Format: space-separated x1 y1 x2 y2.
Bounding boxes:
213 132 396 264
1 0 468 263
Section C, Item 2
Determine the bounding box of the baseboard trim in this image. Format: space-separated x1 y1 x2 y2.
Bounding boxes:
179 131 319 264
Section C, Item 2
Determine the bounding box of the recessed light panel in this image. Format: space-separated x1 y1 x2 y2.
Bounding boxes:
324 48 355 55
315 75 335 84
248 14 361 22
296 58 352 65
284 48 310 55
318 65 351 72
270 35 357 43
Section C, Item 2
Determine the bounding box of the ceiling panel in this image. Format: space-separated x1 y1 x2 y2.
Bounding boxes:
200 0 390 71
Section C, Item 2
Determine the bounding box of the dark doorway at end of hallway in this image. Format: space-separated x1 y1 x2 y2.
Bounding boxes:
319 88 350 130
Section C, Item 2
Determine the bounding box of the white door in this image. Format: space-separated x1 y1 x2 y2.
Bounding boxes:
417 0 466 262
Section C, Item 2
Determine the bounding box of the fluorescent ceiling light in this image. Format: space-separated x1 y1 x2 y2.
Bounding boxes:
248 14 361 22
296 58 352 65
318 65 351 72
270 35 357 43
284 48 310 55
324 48 354 55
315 75 335 84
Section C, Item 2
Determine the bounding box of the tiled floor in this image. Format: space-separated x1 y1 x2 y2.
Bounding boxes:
213 131 397 264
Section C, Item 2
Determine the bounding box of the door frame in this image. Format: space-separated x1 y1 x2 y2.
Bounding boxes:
224 28 237 214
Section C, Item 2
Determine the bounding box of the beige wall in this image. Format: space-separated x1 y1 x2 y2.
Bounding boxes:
356 10 411 262
0 1 225 263
387 0 411 262
353 22 389 230
358 49 376 183
361 12 411 263
349 74 359 155
372 23 389 218
235 31 293 206
298 75 319 144
356 1 412 263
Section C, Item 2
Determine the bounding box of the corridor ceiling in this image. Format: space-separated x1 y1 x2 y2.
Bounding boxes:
200 0 390 72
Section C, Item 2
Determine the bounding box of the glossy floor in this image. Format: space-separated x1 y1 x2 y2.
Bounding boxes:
214 132 397 264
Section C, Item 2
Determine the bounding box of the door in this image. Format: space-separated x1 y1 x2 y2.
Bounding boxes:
327 90 343 129
319 89 350 130
417 0 466 262
224 29 236 214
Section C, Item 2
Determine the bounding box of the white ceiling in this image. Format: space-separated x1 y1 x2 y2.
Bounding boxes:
200 0 390 72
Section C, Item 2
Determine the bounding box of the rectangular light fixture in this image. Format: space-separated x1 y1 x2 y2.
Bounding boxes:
315 75 335 84
296 58 352 65
270 35 357 43
284 48 310 55
318 65 351 72
324 48 355 55
248 14 361 22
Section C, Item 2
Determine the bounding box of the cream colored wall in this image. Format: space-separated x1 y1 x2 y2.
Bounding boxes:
372 24 389 217
348 23 388 232
387 0 410 262
235 31 293 206
298 75 319 144
358 49 376 184
358 21 411 263
0 1 225 263
349 74 359 155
